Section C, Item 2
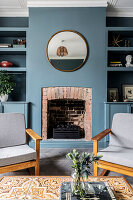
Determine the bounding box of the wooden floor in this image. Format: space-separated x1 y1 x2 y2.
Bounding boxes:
0 148 133 186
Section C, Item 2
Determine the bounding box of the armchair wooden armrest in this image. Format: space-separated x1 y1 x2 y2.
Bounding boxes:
26 129 42 175
92 129 111 142
91 129 111 156
26 129 42 141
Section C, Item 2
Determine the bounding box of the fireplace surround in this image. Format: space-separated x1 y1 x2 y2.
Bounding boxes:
42 87 92 141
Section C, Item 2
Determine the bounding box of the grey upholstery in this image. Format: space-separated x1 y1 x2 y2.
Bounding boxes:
98 145 133 168
110 113 133 148
0 144 36 167
0 113 26 148
98 113 133 168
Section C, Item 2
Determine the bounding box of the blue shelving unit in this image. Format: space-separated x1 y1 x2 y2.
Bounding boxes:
105 27 133 130
0 27 27 102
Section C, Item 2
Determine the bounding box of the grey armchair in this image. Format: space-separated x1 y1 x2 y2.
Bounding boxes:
0 113 42 175
92 113 133 177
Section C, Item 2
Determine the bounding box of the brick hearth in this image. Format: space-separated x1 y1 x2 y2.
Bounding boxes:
42 87 92 141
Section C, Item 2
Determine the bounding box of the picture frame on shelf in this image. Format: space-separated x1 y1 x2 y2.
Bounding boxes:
108 88 119 102
123 85 133 102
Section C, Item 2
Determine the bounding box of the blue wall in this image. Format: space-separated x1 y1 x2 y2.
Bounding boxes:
27 7 106 147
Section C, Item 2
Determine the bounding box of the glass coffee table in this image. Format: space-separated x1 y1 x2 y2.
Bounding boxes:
60 181 116 200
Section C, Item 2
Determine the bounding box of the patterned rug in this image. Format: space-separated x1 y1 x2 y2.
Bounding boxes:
0 176 132 199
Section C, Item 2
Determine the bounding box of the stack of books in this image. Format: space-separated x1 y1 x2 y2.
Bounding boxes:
110 61 122 67
0 43 11 48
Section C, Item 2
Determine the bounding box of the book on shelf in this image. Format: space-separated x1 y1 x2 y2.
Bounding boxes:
110 64 123 67
110 61 123 67
0 44 12 48
110 61 121 63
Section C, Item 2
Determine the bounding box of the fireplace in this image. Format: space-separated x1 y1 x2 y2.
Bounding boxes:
48 99 85 139
42 87 92 140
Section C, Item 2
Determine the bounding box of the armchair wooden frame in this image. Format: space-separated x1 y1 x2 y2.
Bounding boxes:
0 129 42 176
92 129 133 177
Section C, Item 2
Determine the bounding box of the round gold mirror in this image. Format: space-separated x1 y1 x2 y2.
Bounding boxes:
46 30 88 72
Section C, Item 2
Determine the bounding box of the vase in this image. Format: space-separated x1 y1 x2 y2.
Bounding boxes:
71 172 86 198
0 94 8 102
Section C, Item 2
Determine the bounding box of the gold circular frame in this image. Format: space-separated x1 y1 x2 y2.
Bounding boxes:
46 30 88 72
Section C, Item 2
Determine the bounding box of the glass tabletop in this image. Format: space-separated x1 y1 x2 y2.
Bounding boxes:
60 181 116 200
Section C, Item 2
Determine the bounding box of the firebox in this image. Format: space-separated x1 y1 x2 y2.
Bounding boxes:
42 87 92 141
47 99 85 139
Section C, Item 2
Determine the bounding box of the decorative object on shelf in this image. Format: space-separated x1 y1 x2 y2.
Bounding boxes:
127 40 130 47
124 40 130 47
0 70 16 102
123 84 133 102
125 55 133 67
46 30 88 72
109 61 122 67
66 149 102 199
0 43 11 48
111 34 123 47
0 94 8 102
108 88 119 102
0 61 13 68
13 39 26 48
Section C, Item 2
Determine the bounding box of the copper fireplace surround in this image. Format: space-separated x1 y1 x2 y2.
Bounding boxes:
42 87 92 141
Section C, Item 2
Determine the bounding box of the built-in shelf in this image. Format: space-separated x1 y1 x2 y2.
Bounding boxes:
0 27 27 102
0 48 26 52
0 27 28 31
0 101 29 104
107 67 133 71
0 67 26 72
107 27 133 103
108 47 133 51
107 27 133 31
104 102 133 104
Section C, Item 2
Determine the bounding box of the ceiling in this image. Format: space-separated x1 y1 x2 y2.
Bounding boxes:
107 0 133 17
0 0 133 17
0 0 28 16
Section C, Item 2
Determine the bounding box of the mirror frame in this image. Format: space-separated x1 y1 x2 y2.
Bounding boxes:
46 30 88 72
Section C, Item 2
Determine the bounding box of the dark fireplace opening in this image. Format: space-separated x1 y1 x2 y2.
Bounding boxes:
47 99 85 139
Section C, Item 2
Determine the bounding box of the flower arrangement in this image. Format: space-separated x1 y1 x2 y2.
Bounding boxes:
67 149 102 198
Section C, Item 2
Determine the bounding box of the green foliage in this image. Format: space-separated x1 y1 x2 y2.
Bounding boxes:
67 149 102 198
0 70 16 95
67 149 102 180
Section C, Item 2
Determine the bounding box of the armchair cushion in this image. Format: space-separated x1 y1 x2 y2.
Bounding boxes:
0 144 36 167
0 113 26 148
98 145 133 168
110 113 133 148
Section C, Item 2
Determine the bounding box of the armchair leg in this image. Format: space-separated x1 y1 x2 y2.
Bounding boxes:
100 169 110 176
35 140 40 176
35 164 39 176
94 162 98 176
28 167 34 175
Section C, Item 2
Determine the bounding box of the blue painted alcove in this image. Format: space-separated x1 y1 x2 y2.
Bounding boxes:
27 7 106 148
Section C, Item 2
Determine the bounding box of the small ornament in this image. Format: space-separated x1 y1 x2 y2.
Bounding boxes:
125 55 133 67
111 34 123 47
0 61 13 67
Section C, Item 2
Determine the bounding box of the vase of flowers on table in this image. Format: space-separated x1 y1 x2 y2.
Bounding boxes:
67 149 102 199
